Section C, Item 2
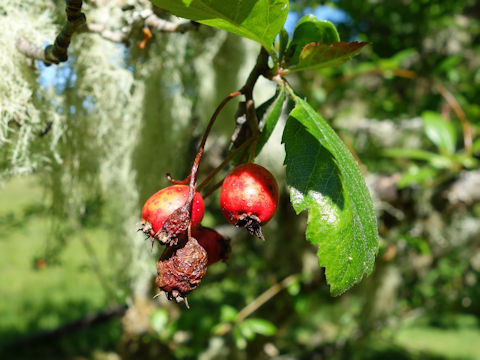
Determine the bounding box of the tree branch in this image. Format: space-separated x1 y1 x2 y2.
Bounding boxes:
16 3 199 63
79 22 130 44
78 14 198 45
240 48 270 100
231 48 271 149
16 1 85 65
4 305 128 350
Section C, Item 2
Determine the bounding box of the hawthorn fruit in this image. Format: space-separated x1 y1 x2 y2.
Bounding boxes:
220 163 279 240
192 226 231 266
140 185 204 245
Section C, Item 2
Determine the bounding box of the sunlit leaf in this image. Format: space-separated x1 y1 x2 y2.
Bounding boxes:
220 305 238 322
383 148 455 169
150 0 289 56
243 318 277 336
283 91 378 296
421 111 457 154
287 41 368 73
285 15 339 65
150 309 169 334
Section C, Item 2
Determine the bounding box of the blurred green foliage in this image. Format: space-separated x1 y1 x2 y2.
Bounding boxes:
1 0 480 359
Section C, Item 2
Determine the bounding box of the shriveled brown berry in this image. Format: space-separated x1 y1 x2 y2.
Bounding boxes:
155 237 207 307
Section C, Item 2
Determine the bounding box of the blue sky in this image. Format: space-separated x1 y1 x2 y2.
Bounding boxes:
284 5 349 34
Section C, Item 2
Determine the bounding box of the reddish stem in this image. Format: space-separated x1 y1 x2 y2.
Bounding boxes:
177 49 269 228
196 136 254 192
166 173 191 185
185 91 242 216
202 141 251 200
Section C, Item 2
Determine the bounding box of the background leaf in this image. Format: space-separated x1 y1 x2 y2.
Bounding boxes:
277 28 289 60
383 148 455 169
282 93 378 296
287 41 368 73
150 0 289 56
256 85 286 156
219 305 238 322
421 110 457 154
285 15 339 65
242 318 277 336
473 138 480 154
150 308 169 334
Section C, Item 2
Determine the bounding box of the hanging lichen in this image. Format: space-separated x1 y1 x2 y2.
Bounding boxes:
1 0 252 302
0 0 60 180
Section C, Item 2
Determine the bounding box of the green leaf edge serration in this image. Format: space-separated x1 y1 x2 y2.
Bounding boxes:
284 93 379 296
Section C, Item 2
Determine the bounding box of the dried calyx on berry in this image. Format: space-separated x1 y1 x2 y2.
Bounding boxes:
139 185 204 246
220 163 279 240
155 237 208 308
154 202 190 246
192 227 231 266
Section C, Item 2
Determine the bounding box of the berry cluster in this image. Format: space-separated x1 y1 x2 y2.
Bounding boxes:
139 163 278 307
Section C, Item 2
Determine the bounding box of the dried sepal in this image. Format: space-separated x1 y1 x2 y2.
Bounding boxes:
154 202 191 246
234 214 264 240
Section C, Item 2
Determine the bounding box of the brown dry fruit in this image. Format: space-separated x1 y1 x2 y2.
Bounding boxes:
155 237 207 308
154 202 191 246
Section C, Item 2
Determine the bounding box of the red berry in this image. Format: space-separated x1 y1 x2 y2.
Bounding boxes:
141 185 204 241
220 163 279 239
192 227 231 266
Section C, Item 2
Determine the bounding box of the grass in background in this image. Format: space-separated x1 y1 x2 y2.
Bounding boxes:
394 314 480 360
0 176 122 357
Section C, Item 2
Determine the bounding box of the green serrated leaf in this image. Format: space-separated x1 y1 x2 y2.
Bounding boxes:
282 92 378 296
151 0 288 56
256 85 286 156
287 41 368 73
285 15 339 65
421 111 457 154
